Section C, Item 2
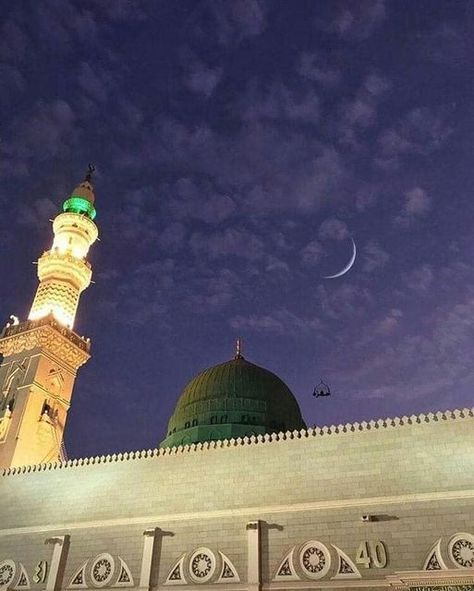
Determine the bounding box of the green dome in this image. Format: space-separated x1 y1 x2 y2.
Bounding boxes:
160 355 306 448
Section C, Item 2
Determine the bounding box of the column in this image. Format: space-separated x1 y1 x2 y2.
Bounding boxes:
247 521 262 591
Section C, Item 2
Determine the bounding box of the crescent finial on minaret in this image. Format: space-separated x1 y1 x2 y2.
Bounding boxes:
85 163 96 183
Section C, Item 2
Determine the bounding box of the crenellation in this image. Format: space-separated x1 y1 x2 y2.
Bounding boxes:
1 405 473 478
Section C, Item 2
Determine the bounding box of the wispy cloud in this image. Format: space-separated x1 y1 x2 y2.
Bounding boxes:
362 240 390 273
316 0 387 41
163 178 237 224
1 100 77 176
301 240 324 267
241 81 320 123
393 187 431 227
318 218 349 241
375 107 453 170
336 73 391 147
297 52 341 87
317 283 373 320
203 0 268 46
230 308 322 336
402 264 434 292
183 59 223 98
189 227 265 261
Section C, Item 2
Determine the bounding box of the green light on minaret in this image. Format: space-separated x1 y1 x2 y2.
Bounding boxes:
63 196 97 220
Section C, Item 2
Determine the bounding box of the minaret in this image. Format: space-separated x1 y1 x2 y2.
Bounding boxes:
0 167 99 469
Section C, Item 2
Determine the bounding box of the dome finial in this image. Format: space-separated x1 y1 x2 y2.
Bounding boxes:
235 338 243 360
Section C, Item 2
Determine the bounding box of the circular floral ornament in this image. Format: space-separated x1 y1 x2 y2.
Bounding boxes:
299 541 331 580
90 554 115 587
448 533 474 569
189 548 216 583
0 560 16 587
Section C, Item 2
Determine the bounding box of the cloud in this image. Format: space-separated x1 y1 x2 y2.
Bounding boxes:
1 100 77 173
158 222 186 252
103 258 247 326
106 258 175 325
301 240 323 267
402 264 434 292
164 178 237 224
404 187 431 216
208 0 267 45
187 268 241 312
318 218 348 241
355 183 380 211
317 0 387 41
317 283 373 319
419 23 469 67
230 308 322 336
189 227 265 261
362 240 390 273
110 60 356 224
145 116 351 215
346 285 474 403
18 198 57 228
297 52 341 87
109 200 159 245
265 255 290 274
375 106 453 170
336 73 391 146
242 82 320 123
97 0 148 22
393 187 431 227
183 59 223 98
375 308 403 334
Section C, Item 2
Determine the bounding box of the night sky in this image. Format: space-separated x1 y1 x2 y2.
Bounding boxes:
1 1 473 458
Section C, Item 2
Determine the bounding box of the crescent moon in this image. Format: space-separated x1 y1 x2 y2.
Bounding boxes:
323 237 357 279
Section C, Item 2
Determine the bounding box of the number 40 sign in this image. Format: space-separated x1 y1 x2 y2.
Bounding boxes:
356 541 388 568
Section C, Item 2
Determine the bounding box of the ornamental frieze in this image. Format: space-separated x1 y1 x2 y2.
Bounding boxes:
0 323 90 371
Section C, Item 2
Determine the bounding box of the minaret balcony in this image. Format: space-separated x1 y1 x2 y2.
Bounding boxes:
37 250 92 291
53 212 98 244
0 314 91 370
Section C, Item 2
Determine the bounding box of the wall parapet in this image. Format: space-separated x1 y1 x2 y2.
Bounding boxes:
1 406 473 477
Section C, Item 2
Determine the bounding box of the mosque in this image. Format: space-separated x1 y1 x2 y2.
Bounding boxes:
0 173 473 591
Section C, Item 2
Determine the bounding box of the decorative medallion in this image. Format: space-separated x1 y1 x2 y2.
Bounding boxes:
217 552 240 583
273 547 299 581
0 560 16 587
331 545 361 579
448 533 474 569
90 554 115 588
189 548 216 584
164 555 187 586
113 558 134 588
423 539 447 571
299 541 331 580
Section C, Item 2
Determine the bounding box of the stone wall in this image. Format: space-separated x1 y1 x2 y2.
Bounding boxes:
0 409 473 590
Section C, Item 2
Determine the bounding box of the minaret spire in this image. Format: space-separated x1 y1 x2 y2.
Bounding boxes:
28 168 99 329
0 168 99 469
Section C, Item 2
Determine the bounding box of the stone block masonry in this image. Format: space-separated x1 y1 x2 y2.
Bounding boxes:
0 408 473 590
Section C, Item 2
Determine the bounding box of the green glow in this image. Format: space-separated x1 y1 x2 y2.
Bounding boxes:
63 197 96 220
